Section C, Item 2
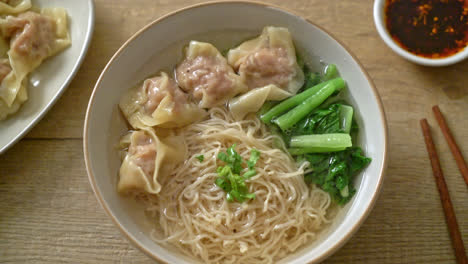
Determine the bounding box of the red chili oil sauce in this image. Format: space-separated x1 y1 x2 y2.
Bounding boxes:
385 0 468 58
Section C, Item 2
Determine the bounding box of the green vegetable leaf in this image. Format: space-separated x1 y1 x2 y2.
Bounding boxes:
215 145 260 203
243 169 257 179
229 144 244 174
196 155 204 162
217 152 229 163
226 192 234 202
350 147 372 175
303 147 371 204
247 149 260 170
299 72 322 93
243 193 256 200
215 177 228 190
293 104 348 135
257 63 370 205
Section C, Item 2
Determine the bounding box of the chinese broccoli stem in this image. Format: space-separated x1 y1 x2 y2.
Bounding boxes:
323 64 338 81
339 105 354 133
290 134 352 149
260 78 345 123
272 80 345 130
287 146 348 155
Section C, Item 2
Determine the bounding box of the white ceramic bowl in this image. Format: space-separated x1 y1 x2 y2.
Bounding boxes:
84 2 388 263
373 0 468 66
0 0 95 153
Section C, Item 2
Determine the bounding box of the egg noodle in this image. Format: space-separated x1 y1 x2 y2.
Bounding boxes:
137 106 332 264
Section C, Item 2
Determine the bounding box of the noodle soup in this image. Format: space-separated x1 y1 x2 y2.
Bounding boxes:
115 26 370 264
85 3 388 264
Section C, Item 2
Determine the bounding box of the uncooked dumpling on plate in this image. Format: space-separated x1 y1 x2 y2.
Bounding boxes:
0 58 26 120
227 26 304 94
118 128 186 194
119 71 206 129
175 41 247 108
0 7 71 120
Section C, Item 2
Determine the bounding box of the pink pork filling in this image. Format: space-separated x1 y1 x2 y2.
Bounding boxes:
176 55 234 105
238 47 294 90
143 75 188 114
128 131 156 178
3 11 56 62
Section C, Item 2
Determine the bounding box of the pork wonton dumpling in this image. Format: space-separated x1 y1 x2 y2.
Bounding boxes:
0 0 31 14
175 41 247 108
119 72 206 129
227 26 304 95
0 8 70 117
118 128 186 194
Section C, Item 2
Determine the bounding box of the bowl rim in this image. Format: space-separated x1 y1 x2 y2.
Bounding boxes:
83 1 389 263
373 0 468 66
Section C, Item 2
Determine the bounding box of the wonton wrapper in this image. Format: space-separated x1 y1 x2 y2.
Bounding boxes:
0 37 9 58
119 72 206 129
0 0 31 14
0 8 70 111
118 128 186 194
0 77 26 120
229 85 291 120
176 41 247 108
227 26 304 95
0 58 26 120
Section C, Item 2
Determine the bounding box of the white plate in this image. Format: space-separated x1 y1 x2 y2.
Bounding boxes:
0 0 95 154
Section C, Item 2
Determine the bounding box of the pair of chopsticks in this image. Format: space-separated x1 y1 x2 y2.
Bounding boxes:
420 105 468 264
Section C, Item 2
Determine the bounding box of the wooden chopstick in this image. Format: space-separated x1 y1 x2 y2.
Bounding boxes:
432 105 468 186
420 119 468 264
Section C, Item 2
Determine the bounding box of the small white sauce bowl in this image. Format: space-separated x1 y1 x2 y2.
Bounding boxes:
373 0 468 66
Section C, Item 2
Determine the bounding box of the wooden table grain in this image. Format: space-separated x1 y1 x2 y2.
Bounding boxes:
1 0 467 263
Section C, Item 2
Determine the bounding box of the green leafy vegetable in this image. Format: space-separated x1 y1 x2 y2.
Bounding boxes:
287 146 348 155
290 134 352 149
215 166 255 202
302 147 371 204
272 79 345 131
291 103 354 136
299 64 325 93
260 78 345 124
215 145 261 203
195 155 204 162
218 144 243 174
301 72 321 92
256 63 371 205
247 149 260 169
294 104 342 135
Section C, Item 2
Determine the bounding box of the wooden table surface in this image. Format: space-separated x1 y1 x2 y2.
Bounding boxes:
1 0 468 263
